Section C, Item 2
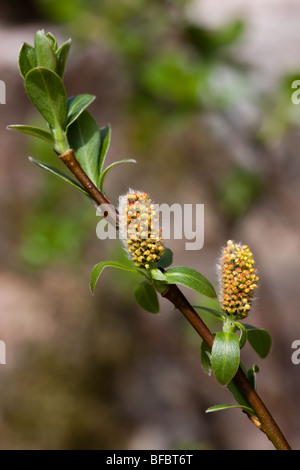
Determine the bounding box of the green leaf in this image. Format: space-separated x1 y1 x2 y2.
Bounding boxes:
67 110 101 186
227 369 254 411
25 67 67 130
247 364 259 390
194 305 225 320
90 260 145 293
7 125 54 145
245 325 272 358
158 248 173 269
66 94 96 129
200 341 212 375
211 332 240 385
164 266 217 298
150 268 167 282
234 321 247 349
134 281 159 313
46 32 58 52
98 125 111 174
206 404 255 415
99 159 136 192
34 30 57 72
56 39 71 78
18 43 37 79
28 157 91 198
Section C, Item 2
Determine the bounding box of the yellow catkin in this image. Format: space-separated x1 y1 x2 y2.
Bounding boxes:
219 240 258 319
120 190 164 269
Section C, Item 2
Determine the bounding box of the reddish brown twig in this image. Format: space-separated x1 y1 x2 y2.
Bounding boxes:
59 149 291 450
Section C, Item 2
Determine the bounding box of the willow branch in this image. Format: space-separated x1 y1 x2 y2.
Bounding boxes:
59 149 119 229
162 284 291 450
59 149 291 450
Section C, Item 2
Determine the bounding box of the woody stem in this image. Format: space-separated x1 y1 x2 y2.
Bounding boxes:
161 284 291 450
59 149 292 451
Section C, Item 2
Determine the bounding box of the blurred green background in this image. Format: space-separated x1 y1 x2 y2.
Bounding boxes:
1 0 300 450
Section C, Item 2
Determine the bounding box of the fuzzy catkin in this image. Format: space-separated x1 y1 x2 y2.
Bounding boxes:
219 240 258 319
119 190 164 269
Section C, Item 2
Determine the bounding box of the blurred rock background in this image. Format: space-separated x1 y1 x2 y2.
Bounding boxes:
0 0 300 450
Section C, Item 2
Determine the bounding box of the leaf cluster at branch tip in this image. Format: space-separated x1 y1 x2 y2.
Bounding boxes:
8 29 135 195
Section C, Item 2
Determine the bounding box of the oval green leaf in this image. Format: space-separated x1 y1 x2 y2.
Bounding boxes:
56 39 71 78
18 43 37 79
25 67 67 130
149 268 167 282
134 281 159 314
66 94 96 129
67 110 100 187
164 266 217 298
46 32 58 52
34 30 57 72
245 325 272 358
90 260 145 293
211 331 240 385
158 248 173 269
